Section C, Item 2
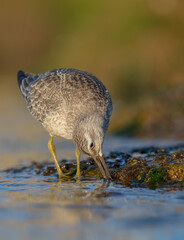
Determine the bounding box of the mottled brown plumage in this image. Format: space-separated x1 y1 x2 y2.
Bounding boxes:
17 68 113 179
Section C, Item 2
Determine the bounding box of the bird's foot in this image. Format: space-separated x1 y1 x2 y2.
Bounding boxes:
62 168 77 178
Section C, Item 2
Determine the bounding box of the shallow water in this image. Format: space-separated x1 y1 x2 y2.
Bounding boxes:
1 168 184 240
0 78 184 240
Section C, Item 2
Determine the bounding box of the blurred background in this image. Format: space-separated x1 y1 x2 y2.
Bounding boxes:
0 0 184 138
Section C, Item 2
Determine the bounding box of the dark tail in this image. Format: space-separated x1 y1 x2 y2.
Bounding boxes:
17 70 33 99
17 70 38 100
17 70 27 89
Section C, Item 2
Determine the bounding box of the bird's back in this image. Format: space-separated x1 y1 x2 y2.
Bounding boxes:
17 68 112 138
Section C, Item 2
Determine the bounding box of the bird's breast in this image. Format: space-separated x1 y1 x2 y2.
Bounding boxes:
42 113 74 139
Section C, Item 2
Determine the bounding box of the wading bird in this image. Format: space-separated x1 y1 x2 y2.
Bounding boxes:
17 68 112 179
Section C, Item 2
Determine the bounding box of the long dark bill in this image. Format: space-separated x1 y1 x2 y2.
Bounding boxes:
93 155 112 179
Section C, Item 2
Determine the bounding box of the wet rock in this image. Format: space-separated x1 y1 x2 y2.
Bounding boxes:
3 145 184 189
4 166 28 173
112 147 184 189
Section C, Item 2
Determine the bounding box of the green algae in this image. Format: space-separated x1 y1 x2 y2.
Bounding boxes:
146 169 167 189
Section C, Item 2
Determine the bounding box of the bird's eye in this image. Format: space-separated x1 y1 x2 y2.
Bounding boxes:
90 142 94 149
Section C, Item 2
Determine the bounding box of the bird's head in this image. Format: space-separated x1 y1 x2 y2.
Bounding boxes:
73 115 111 179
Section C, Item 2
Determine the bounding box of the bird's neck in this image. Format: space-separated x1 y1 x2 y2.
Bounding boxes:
73 113 104 142
76 113 104 130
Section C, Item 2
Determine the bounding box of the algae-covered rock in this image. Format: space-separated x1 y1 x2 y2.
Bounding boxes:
112 147 184 189
4 145 184 189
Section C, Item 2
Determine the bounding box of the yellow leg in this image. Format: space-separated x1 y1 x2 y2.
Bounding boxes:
75 149 81 177
48 136 64 178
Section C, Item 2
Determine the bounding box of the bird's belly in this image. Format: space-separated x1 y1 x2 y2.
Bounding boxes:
42 115 73 139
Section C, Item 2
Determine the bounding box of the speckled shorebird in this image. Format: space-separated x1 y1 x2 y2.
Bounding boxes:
17 68 112 179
